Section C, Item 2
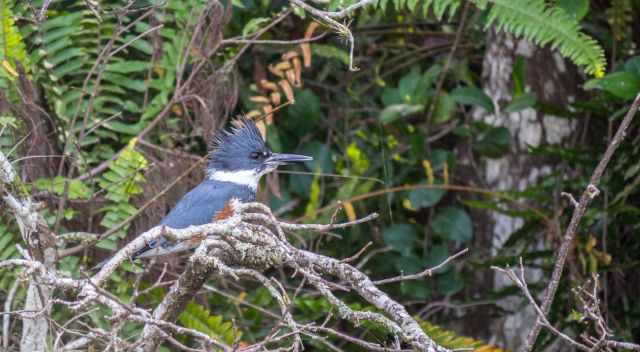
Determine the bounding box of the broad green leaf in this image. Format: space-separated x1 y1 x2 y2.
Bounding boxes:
504 92 537 113
424 243 449 268
431 207 473 242
313 44 350 66
242 17 270 37
400 280 431 299
433 93 456 124
556 0 589 21
451 86 494 112
624 57 640 78
394 255 423 274
379 104 424 124
383 224 418 256
584 72 640 100
473 126 511 158
285 89 322 135
407 188 445 209
437 269 464 295
299 141 332 174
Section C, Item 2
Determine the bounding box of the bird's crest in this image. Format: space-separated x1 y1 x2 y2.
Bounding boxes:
208 116 265 170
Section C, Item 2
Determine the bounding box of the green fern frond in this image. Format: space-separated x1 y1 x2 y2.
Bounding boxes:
422 0 460 19
376 0 460 19
0 0 28 86
178 301 239 346
96 139 148 250
418 318 506 351
483 0 605 77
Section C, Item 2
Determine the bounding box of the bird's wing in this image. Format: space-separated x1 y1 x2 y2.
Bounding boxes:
134 181 256 259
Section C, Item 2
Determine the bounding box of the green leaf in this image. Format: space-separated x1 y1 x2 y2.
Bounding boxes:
346 142 370 174
400 280 431 299
584 72 640 100
451 86 494 112
433 93 456 124
285 89 322 135
106 60 150 73
394 255 423 274
504 92 537 113
312 44 350 66
437 269 464 295
242 17 270 37
473 126 511 158
407 188 445 209
0 115 17 128
431 207 473 242
383 224 418 256
556 0 589 21
379 104 424 124
34 177 91 199
486 0 605 77
624 57 640 77
397 67 422 101
178 302 238 344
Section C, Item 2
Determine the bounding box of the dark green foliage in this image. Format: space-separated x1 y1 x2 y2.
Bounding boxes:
178 302 238 345
1 0 639 349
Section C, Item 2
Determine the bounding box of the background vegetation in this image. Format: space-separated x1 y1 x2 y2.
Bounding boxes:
1 0 639 350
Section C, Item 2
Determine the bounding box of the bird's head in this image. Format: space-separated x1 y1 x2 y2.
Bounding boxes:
207 117 312 190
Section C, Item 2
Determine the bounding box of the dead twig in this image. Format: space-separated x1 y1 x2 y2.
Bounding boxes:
524 93 640 350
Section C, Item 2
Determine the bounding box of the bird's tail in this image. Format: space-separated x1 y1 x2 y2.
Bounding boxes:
91 257 111 271
90 238 171 271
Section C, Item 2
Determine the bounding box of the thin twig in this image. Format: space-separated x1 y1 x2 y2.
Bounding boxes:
374 248 468 285
524 93 640 351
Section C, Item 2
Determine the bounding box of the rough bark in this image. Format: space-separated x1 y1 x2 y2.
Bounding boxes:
476 29 579 349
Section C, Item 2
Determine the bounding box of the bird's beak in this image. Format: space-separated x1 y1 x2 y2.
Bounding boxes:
265 153 313 166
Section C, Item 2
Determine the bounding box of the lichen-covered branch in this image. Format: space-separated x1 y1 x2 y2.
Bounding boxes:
0 195 455 351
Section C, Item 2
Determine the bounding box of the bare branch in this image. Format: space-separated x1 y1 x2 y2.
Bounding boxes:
524 93 640 350
374 248 468 285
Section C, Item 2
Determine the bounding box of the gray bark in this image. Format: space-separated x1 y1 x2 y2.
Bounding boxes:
476 30 578 349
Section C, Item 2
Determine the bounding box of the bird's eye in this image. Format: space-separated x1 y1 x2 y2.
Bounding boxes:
250 152 260 159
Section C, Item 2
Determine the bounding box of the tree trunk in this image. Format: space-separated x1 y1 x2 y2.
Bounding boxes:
476 29 579 349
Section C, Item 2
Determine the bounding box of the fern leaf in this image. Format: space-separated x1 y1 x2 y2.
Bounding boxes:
483 0 605 77
96 139 148 250
418 318 506 351
178 302 239 346
0 0 28 87
423 0 460 19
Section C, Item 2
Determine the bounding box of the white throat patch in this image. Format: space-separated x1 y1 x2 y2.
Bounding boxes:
208 169 261 190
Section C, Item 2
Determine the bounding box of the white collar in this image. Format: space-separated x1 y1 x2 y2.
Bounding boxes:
208 169 260 191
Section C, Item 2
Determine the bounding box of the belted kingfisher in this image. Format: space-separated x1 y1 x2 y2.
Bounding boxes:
96 117 311 267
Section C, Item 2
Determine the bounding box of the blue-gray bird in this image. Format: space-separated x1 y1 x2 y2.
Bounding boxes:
96 117 311 267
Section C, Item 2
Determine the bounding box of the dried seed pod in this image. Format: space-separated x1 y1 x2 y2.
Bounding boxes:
292 57 302 87
282 50 299 61
268 63 285 78
250 95 271 104
246 110 262 119
274 61 292 71
262 104 274 124
260 79 279 91
269 61 291 78
270 91 281 106
278 79 295 103
301 22 320 67
285 69 298 87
